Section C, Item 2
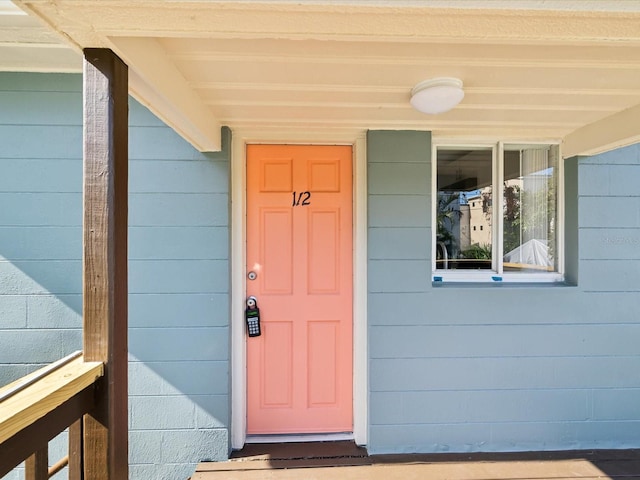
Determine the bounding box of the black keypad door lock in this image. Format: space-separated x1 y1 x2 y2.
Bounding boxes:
245 296 261 337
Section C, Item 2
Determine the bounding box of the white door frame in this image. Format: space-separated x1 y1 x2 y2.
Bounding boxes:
230 130 368 449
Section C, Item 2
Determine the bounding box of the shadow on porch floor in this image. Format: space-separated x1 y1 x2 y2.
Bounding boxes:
192 441 640 479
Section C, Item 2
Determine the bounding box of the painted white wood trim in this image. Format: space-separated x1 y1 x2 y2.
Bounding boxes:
19 2 640 45
432 139 564 283
247 433 354 444
352 134 368 447
230 129 368 450
431 141 438 273
0 1 26 15
496 142 504 274
108 37 222 152
563 103 640 157
556 143 566 276
433 272 565 283
230 132 247 450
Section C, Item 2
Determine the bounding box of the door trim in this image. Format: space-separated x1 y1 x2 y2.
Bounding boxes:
230 131 367 449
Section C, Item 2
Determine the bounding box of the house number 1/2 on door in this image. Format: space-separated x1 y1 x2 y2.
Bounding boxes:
292 191 311 207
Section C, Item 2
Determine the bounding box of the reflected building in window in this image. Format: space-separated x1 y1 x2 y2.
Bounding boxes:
435 144 558 273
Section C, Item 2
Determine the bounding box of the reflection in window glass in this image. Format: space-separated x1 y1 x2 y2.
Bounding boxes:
436 148 493 270
503 145 558 272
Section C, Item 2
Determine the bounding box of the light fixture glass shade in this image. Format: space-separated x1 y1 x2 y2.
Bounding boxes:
410 77 464 114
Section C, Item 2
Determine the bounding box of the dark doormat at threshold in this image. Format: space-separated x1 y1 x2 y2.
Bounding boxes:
199 441 370 472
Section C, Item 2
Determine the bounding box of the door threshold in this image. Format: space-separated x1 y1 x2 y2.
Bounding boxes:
246 432 354 444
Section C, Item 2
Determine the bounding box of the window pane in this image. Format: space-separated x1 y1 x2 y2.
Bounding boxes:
436 148 493 270
503 145 558 272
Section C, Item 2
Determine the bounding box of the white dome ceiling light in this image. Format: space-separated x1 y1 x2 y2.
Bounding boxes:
410 77 465 115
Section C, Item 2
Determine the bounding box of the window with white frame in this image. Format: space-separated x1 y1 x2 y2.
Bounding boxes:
433 143 562 282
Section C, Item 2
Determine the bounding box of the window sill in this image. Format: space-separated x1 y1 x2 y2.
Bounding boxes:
432 271 567 286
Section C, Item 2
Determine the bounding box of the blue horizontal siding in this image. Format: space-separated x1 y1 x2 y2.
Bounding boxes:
129 259 229 294
579 143 640 165
367 130 431 164
367 131 640 454
581 259 640 292
368 259 430 293
579 164 640 196
0 125 83 159
130 126 222 161
370 324 640 359
580 228 640 260
0 227 81 260
368 163 430 195
0 72 81 92
371 357 640 391
370 421 640 454
130 158 228 194
129 193 228 227
371 389 590 424
0 91 81 125
593 389 640 420
368 195 430 228
0 159 81 192
579 196 640 228
369 290 640 326
129 226 228 260
368 227 430 260
0 193 81 226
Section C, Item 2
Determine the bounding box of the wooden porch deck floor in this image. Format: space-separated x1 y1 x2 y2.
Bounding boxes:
192 442 640 480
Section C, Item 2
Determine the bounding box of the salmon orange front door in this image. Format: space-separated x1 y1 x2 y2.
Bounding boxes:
246 144 353 434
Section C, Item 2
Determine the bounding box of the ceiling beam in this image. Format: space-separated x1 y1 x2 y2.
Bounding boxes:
109 37 221 152
563 102 640 157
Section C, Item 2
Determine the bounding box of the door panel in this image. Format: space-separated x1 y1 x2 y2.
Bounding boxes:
260 209 293 294
308 209 340 293
246 144 353 434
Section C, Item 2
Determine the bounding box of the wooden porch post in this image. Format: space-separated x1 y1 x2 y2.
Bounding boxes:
82 48 129 480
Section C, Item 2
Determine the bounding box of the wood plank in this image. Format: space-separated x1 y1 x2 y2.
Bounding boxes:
193 455 640 480
82 47 129 480
197 457 372 472
48 455 69 478
195 445 640 480
110 36 222 152
0 388 96 478
68 419 83 480
563 102 640 157
0 358 103 444
0 352 82 401
25 445 48 480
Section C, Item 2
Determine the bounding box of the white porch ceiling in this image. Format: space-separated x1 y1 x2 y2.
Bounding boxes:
4 1 640 154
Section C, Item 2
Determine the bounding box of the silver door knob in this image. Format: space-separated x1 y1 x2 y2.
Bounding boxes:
247 296 257 309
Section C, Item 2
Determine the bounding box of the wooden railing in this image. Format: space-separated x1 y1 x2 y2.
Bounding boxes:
0 351 104 479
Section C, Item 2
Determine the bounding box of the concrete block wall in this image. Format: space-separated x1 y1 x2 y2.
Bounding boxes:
127 108 231 479
0 73 231 479
0 73 83 396
367 131 640 454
